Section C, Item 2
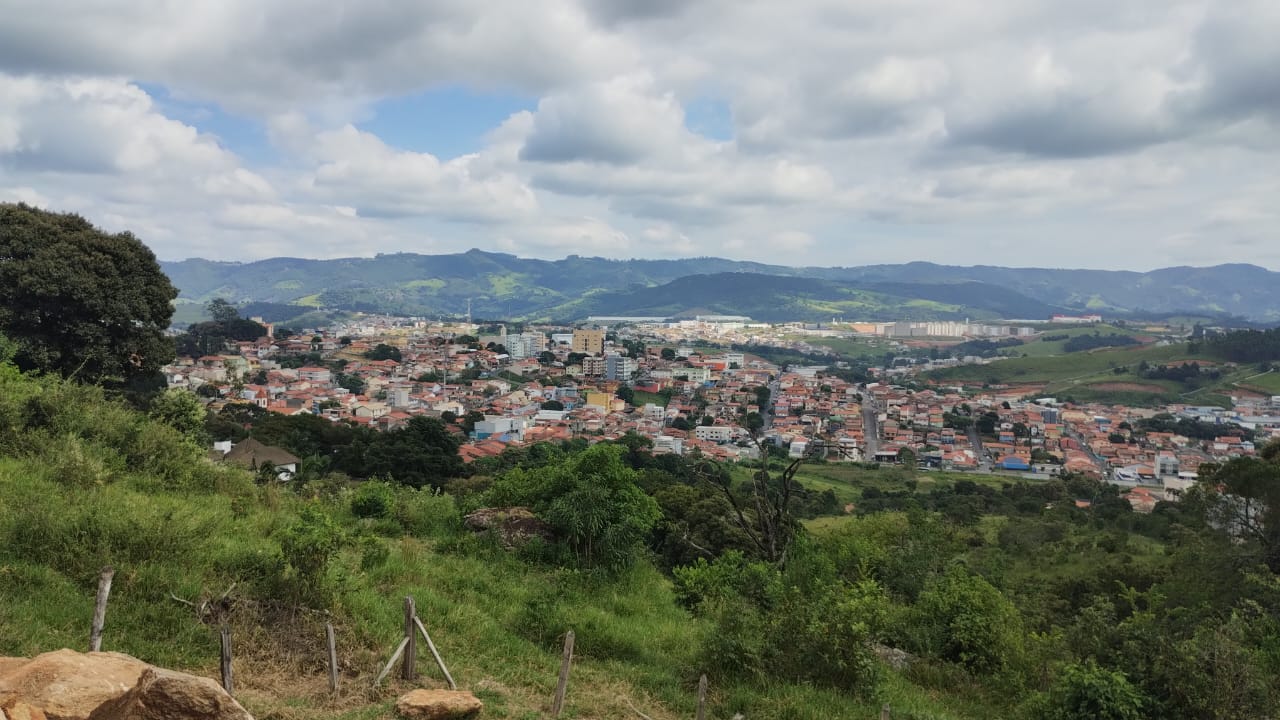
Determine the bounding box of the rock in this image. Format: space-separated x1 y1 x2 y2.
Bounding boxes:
870 642 916 671
464 507 553 548
2 704 47 720
395 689 483 720
88 666 251 720
0 650 251 720
0 650 147 720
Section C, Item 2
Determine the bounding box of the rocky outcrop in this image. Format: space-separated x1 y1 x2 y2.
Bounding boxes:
0 650 147 720
395 689 483 720
870 642 916 671
464 507 553 548
0 650 251 720
89 667 252 720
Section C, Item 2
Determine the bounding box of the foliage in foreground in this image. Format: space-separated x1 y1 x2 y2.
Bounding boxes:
3 362 1280 719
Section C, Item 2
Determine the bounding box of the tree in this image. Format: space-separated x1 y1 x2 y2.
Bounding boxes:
540 399 565 411
147 388 208 444
0 203 177 384
616 385 635 404
897 447 917 467
485 444 661 570
174 301 266 358
1194 445 1280 572
661 347 677 361
207 298 239 324
362 416 465 488
366 343 402 362
753 385 771 409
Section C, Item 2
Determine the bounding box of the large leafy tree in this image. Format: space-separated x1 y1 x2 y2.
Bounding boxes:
0 203 176 384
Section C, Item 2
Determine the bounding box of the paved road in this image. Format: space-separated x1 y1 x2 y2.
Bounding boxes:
762 377 781 430
967 424 992 470
861 391 880 457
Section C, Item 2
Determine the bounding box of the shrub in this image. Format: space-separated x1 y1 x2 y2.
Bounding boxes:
278 507 345 606
1032 660 1144 720
350 480 395 519
911 564 1025 677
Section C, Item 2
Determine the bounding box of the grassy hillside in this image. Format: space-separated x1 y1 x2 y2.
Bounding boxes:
925 339 1279 407
0 365 1005 719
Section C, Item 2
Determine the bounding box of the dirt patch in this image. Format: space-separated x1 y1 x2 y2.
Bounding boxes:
1086 382 1167 393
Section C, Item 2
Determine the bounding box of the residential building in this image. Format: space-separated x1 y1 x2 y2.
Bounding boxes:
605 354 638 380
582 356 606 376
572 329 605 355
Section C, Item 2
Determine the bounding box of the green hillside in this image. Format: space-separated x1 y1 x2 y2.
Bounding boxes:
4 359 1279 717
159 251 1280 323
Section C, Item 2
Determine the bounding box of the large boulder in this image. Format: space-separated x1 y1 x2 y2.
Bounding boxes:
89 667 252 720
395 689 483 720
2 704 46 720
464 507 553 548
0 650 146 720
0 650 250 720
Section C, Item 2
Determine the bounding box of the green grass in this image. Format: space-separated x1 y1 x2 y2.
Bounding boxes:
785 335 891 360
631 390 669 408
1009 325 1134 357
1235 370 1280 394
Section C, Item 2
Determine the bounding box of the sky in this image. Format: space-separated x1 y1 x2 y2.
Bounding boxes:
0 1 1277 270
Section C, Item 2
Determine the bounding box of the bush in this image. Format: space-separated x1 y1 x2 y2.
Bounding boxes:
1031 660 1144 720
278 507 345 606
911 564 1024 677
350 480 395 519
396 487 461 537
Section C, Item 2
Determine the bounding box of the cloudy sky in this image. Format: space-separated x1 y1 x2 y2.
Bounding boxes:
1 0 1277 269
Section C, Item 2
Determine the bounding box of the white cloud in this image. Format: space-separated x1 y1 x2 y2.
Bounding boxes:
302 124 538 222
0 0 1278 268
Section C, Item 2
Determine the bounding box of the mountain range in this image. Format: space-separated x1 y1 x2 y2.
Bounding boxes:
159 250 1280 325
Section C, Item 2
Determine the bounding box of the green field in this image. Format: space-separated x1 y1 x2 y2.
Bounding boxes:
786 335 892 360
929 343 1191 385
631 390 670 408
1236 369 1280 394
1007 325 1137 357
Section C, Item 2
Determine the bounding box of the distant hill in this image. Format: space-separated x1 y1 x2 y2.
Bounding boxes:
159 250 1280 324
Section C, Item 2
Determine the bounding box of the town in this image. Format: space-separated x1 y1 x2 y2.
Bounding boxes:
163 309 1280 514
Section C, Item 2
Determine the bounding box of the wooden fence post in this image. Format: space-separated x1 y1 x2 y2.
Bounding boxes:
401 596 417 682
374 637 410 687
89 565 115 652
880 703 891 720
219 626 234 695
696 674 708 720
413 616 457 690
552 630 575 717
325 622 339 692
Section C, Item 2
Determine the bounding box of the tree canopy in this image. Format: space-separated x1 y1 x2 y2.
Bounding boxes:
0 203 177 384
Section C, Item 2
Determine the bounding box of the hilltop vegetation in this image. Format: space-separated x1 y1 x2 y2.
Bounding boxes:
159 249 1280 324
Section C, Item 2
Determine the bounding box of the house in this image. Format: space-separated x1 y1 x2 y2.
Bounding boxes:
218 438 299 480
